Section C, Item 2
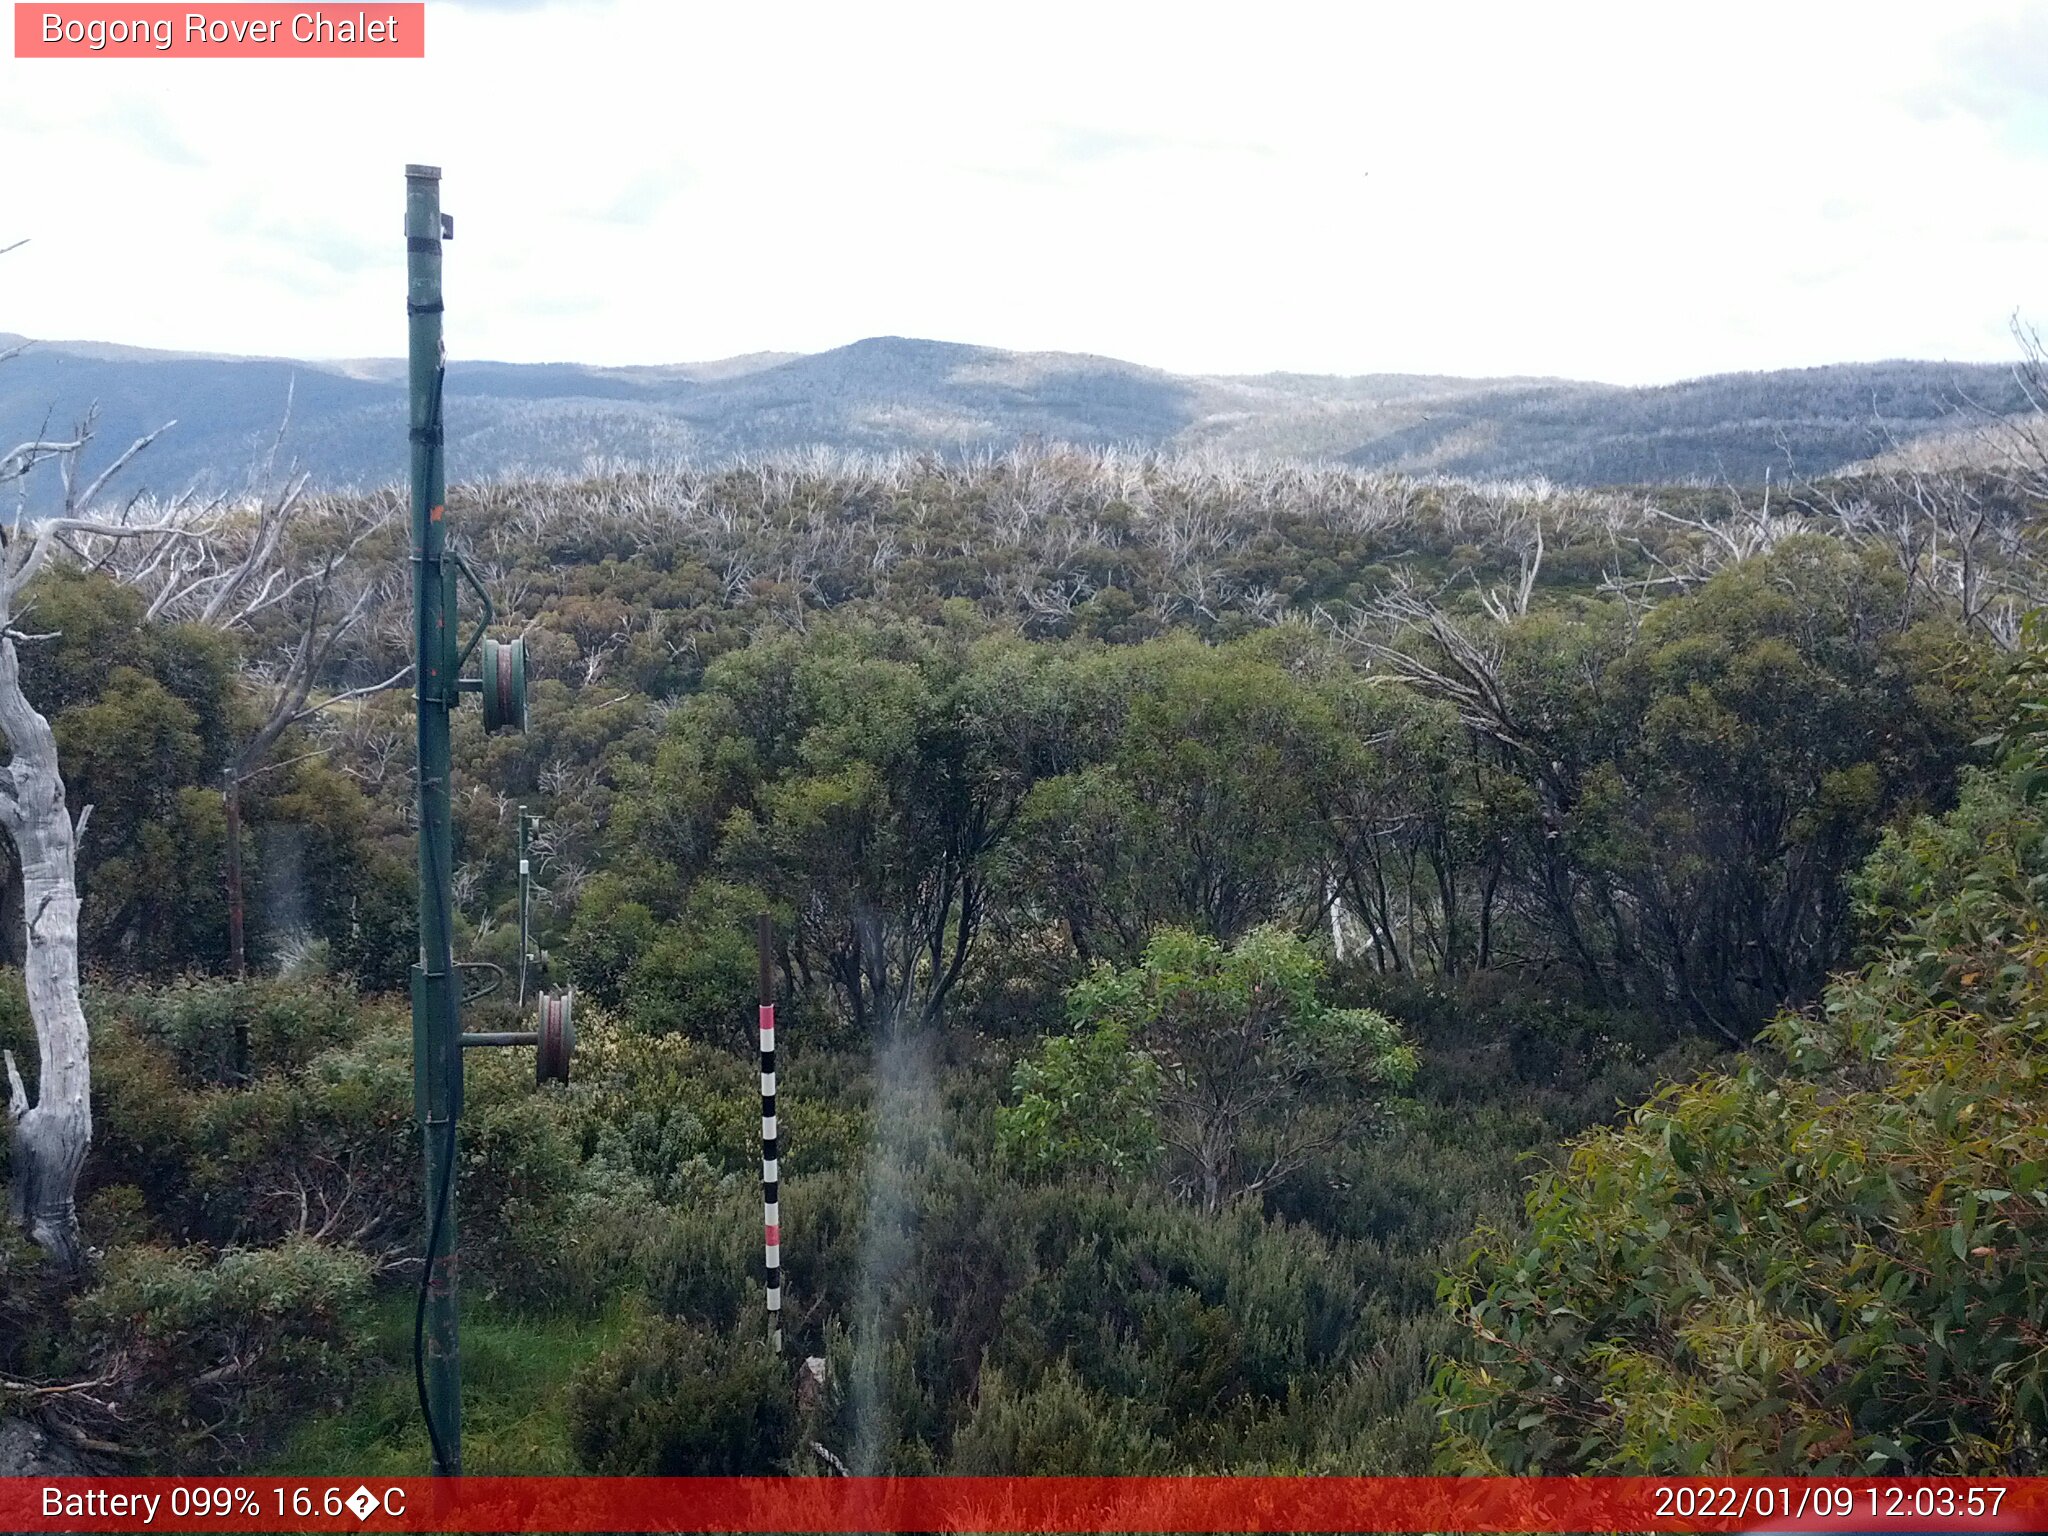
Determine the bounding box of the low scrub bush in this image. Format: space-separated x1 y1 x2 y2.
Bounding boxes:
74 1237 372 1465
567 1317 794 1473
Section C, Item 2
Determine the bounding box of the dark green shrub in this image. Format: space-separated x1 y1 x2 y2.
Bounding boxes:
566 875 659 1012
952 1358 1169 1472
644 1196 757 1332
85 1014 201 1230
576 1024 757 1199
184 1028 417 1254
619 884 764 1047
95 975 376 1086
567 1317 794 1473
0 1226 87 1385
73 1237 371 1464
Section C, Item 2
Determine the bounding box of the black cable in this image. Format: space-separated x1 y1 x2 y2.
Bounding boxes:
422 362 446 458
413 769 459 1472
414 1114 457 1473
410 355 457 1474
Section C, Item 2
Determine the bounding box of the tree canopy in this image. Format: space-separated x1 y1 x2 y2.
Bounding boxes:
1436 751 2048 1473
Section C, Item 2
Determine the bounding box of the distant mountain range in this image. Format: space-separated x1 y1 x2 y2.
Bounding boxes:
0 332 2030 507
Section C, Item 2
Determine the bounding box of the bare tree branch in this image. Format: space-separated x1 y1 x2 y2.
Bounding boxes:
65 422 176 516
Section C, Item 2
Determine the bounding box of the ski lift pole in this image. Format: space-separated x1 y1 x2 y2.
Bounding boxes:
406 162 462 1478
403 163 548 1479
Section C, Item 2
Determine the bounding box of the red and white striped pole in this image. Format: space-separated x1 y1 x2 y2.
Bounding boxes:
757 914 782 1354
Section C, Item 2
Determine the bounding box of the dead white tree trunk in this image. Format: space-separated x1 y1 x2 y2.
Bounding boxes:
0 504 207 1267
0 505 198 1267
0 610 90 1269
0 239 195 1266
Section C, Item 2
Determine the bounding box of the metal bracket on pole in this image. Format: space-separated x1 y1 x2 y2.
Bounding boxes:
450 546 495 677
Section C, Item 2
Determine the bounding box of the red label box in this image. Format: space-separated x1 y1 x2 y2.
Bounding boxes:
14 3 425 57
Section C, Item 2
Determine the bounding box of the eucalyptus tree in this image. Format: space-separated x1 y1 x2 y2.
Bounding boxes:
1000 638 1339 966
1359 538 1982 1038
611 617 1073 1038
87 476 407 976
1003 924 1416 1213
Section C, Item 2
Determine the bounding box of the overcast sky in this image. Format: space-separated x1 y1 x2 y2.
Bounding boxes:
4 1 2046 384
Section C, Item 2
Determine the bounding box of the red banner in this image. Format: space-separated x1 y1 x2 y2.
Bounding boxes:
13 4 424 58
0 1476 2041 1532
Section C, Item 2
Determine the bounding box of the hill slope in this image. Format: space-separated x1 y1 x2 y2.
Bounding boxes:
0 332 2027 505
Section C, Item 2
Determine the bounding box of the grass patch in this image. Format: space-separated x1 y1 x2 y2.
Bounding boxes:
268 1290 642 1475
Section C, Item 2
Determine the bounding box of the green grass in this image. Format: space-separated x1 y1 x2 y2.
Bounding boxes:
268 1290 641 1475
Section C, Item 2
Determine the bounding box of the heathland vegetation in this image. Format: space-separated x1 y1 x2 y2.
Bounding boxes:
0 422 2044 1472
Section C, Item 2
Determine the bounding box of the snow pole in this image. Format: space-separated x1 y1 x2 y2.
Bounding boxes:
758 914 782 1353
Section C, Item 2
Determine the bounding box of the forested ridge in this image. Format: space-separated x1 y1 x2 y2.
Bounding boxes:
0 437 2043 1474
2 333 2028 509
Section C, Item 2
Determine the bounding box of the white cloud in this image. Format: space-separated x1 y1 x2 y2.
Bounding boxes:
2 0 2044 383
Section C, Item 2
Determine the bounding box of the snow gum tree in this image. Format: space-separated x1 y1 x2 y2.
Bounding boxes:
0 504 177 1267
0 251 187 1265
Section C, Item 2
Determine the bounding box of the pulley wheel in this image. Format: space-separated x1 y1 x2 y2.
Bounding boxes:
480 636 528 734
536 991 574 1085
